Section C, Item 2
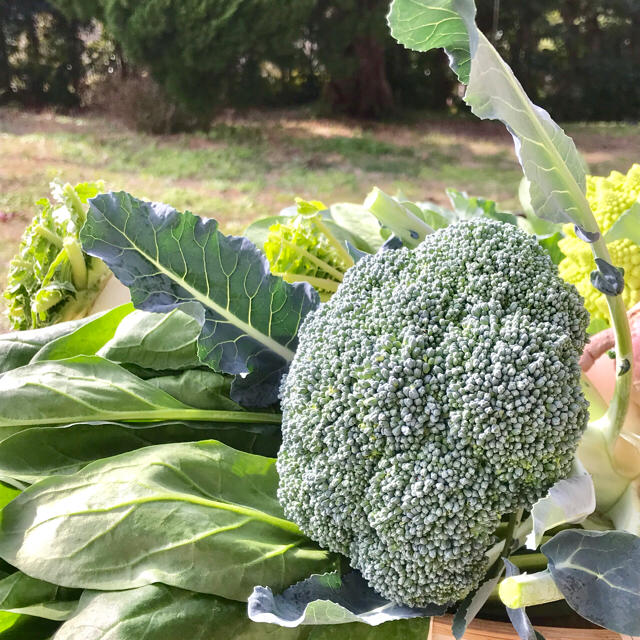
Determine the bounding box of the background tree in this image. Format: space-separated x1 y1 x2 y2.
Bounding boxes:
0 0 84 108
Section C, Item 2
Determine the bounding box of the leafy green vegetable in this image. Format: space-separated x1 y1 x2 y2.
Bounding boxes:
388 0 595 231
0 420 281 483
249 571 444 627
0 572 79 621
0 316 91 374
31 304 133 362
0 613 59 639
98 304 204 371
81 192 319 405
543 530 640 635
0 441 337 601
53 585 302 640
3 181 110 330
146 370 242 411
0 356 278 431
53 585 430 640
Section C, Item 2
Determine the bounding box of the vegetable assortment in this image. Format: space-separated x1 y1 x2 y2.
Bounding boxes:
0 0 639 638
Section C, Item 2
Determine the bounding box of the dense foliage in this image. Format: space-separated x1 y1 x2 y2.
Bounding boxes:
5 0 637 121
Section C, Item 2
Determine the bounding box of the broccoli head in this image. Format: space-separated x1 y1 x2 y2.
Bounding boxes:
277 219 590 607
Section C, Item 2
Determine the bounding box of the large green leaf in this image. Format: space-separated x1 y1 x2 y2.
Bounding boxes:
0 317 89 375
0 613 59 639
388 0 595 230
81 192 319 405
52 585 430 640
145 370 242 411
0 356 279 431
0 572 79 621
0 420 281 484
543 529 640 635
31 304 133 363
53 585 302 640
97 304 204 371
0 441 337 601
387 0 472 83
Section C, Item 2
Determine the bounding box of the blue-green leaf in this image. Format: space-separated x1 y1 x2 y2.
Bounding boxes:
81 192 319 405
248 571 444 627
542 529 640 635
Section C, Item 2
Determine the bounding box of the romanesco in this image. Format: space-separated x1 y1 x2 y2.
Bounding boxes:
278 219 589 606
558 164 640 328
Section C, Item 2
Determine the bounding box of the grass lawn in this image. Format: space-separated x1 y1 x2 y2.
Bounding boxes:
1 106 638 331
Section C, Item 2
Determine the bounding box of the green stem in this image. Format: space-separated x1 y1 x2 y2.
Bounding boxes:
0 410 282 429
281 239 345 281
364 187 433 248
590 236 633 449
33 225 64 248
64 183 86 224
64 238 88 290
509 553 548 572
274 272 340 292
314 218 355 269
499 569 564 608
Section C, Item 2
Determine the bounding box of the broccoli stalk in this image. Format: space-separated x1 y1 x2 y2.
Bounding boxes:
364 187 433 248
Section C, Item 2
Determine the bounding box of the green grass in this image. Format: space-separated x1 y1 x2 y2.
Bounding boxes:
1 106 638 331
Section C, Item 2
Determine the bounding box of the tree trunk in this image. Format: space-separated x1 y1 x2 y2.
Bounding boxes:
326 34 393 118
0 10 10 102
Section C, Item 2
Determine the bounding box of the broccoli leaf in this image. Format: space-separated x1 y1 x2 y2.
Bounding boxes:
542 529 640 635
604 201 640 245
248 571 445 627
0 420 281 484
0 441 338 601
526 467 596 550
387 0 472 82
81 192 319 405
451 569 503 640
388 0 595 231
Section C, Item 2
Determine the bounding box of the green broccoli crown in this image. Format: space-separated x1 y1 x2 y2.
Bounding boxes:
277 219 590 607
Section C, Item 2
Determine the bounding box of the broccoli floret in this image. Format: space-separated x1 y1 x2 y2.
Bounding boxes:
277 219 589 607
